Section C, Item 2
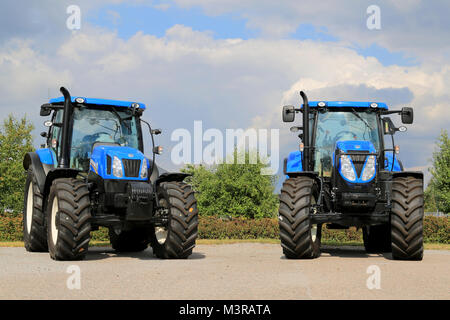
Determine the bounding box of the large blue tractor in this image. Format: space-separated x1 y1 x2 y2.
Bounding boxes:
23 87 198 260
279 91 423 260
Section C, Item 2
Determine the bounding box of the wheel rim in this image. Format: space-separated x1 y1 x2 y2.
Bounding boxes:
155 197 169 245
50 197 59 246
310 197 318 242
26 182 33 234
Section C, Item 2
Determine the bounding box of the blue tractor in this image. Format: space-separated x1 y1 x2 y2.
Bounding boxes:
23 87 198 260
279 91 423 260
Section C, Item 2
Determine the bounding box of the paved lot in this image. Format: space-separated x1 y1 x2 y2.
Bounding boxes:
0 244 449 299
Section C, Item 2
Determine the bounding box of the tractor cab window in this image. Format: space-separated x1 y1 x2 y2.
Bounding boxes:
70 107 140 171
313 109 380 176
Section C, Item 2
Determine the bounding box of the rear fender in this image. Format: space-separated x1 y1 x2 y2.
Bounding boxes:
23 152 47 194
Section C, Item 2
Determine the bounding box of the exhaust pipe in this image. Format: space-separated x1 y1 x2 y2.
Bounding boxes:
300 91 310 171
59 87 73 168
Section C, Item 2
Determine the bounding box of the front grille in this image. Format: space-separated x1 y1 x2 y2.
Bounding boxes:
122 159 141 177
350 154 367 176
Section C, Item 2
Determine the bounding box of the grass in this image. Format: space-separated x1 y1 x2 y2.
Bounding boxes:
1 240 449 250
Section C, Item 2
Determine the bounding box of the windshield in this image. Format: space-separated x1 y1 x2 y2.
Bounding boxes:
70 107 140 171
313 109 380 176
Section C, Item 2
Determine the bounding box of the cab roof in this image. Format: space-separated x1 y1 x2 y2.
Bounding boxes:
302 101 388 110
49 96 146 110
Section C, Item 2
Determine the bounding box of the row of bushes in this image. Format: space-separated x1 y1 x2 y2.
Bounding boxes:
1 215 448 243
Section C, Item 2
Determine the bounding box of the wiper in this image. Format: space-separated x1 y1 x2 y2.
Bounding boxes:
109 107 131 131
351 108 372 130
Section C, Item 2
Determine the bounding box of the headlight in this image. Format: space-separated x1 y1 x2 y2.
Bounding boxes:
112 156 123 177
140 158 148 179
340 155 356 181
361 155 376 181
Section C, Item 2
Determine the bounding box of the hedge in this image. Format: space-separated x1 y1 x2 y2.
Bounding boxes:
1 214 448 244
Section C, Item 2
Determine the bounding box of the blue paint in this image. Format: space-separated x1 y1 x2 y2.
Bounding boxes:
384 152 402 172
90 145 149 180
303 101 388 110
285 151 303 178
336 140 377 183
36 148 55 165
49 97 146 110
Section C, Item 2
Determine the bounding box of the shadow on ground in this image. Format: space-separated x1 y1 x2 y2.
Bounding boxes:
84 246 206 261
320 245 393 259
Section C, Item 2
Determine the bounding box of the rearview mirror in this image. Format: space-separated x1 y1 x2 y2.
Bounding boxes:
401 107 413 124
282 105 295 122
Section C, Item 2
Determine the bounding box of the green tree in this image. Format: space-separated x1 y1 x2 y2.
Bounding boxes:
0 114 35 215
182 150 278 219
424 130 450 213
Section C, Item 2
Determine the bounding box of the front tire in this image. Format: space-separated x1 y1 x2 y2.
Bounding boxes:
390 176 424 260
150 181 198 259
23 168 48 252
46 178 91 261
278 176 322 259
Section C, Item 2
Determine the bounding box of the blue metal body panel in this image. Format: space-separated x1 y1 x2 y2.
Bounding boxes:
302 101 388 110
335 140 377 183
89 145 149 180
36 148 56 166
285 151 303 178
49 96 146 110
384 153 402 172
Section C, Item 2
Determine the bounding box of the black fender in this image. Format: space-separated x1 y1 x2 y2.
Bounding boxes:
286 171 319 181
43 168 81 198
392 171 423 181
154 172 191 187
23 152 46 194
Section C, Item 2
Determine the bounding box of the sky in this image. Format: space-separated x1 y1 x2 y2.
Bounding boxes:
1 0 449 189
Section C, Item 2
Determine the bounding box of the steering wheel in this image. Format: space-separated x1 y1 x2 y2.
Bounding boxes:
92 132 113 141
333 130 356 146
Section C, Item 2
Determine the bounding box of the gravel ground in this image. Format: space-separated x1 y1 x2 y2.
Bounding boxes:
0 244 448 300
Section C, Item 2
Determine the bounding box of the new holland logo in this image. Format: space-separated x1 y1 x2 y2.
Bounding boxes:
355 145 361 149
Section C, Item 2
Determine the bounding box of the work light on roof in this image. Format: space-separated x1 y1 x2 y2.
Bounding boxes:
75 97 85 103
317 101 326 107
131 103 140 108
370 102 378 108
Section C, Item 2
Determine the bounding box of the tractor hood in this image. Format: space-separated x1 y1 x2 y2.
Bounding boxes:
334 140 377 183
90 145 149 180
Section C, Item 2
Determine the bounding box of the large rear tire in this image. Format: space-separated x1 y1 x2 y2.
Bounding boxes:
363 224 391 253
109 227 151 252
390 176 424 260
278 176 321 259
46 178 92 261
23 168 48 252
150 181 198 259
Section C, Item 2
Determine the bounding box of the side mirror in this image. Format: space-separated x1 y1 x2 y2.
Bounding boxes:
401 107 413 124
282 105 295 122
40 104 52 116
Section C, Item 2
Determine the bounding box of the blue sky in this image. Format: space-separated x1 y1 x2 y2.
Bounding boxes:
85 2 416 67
